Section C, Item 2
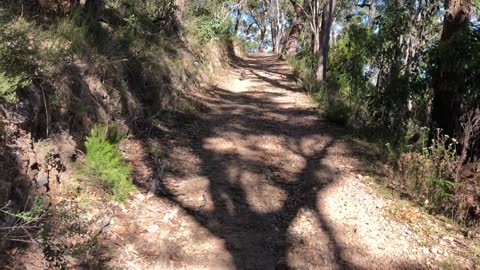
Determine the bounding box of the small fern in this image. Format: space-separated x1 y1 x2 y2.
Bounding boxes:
80 125 134 202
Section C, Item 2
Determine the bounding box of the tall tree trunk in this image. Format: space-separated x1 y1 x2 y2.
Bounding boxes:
234 0 243 33
275 0 284 54
431 0 471 137
234 9 241 32
285 0 305 56
285 20 304 55
304 0 321 54
259 28 266 52
271 22 278 52
312 31 321 54
316 0 336 82
270 0 284 54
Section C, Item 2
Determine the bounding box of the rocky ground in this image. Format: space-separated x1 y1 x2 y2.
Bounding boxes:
4 54 479 269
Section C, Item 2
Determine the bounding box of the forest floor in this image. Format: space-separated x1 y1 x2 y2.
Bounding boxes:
92 54 477 269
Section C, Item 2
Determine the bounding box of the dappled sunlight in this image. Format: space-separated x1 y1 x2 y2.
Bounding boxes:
240 171 288 213
139 53 391 269
289 208 324 238
96 52 432 269
204 137 237 154
2 0 476 268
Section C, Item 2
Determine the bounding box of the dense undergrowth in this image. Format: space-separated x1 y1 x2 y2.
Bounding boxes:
288 21 480 226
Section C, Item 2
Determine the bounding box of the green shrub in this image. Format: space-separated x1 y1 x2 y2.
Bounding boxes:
14 196 47 224
0 72 28 102
243 40 259 53
0 18 35 102
391 129 459 216
79 125 134 202
287 52 320 94
323 99 350 126
191 16 230 44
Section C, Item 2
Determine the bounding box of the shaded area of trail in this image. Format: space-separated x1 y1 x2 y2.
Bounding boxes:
110 54 424 269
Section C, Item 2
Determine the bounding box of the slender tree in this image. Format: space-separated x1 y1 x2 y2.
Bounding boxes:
316 0 336 82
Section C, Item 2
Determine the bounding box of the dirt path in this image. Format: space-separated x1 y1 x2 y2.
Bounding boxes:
105 54 475 269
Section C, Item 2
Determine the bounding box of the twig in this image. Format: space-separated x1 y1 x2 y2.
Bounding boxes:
4 238 35 244
75 148 86 157
93 216 111 238
37 81 49 137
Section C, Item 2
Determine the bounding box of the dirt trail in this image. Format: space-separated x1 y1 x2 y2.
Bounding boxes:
105 54 470 269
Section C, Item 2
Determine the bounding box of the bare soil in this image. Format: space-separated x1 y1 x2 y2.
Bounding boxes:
97 54 478 269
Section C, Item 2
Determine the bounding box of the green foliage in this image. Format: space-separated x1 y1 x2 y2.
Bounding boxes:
425 176 455 213
123 14 142 37
287 51 319 94
426 24 480 112
0 72 27 102
191 16 231 44
243 39 259 53
327 24 375 128
15 197 47 224
323 99 350 126
184 0 235 44
290 25 378 128
390 129 459 216
0 196 47 245
0 18 35 102
107 0 179 34
79 125 134 202
186 0 233 18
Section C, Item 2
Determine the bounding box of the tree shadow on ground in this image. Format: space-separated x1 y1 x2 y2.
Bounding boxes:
157 87 346 268
149 73 424 268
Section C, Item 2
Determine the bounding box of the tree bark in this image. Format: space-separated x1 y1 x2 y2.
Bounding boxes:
303 0 322 54
234 9 242 32
316 0 336 82
285 0 305 56
431 0 471 137
269 0 282 54
259 28 266 52
285 20 304 55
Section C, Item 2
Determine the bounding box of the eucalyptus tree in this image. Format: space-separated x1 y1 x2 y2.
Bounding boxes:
284 0 306 55
431 0 473 138
315 0 336 81
245 0 270 51
268 0 292 54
